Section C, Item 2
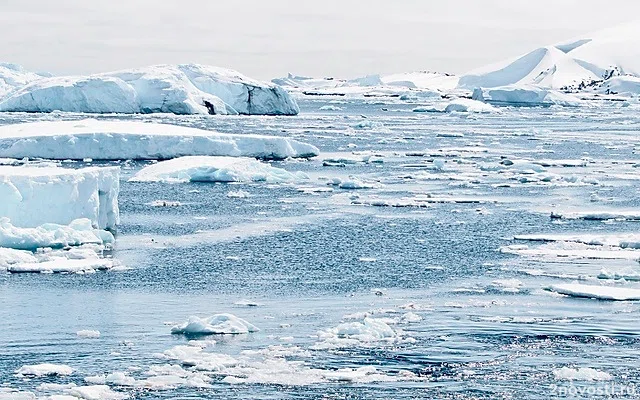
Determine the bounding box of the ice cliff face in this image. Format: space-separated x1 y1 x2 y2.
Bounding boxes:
0 64 299 116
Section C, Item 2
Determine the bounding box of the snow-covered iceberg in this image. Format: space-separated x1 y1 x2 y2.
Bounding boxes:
130 156 308 183
0 64 299 115
0 165 119 230
0 119 319 160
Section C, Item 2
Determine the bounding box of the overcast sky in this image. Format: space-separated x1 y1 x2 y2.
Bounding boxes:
1 0 638 80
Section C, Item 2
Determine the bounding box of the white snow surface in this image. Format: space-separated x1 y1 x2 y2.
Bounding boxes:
0 119 319 160
0 218 114 251
171 314 260 335
0 165 119 230
0 64 299 116
130 156 307 184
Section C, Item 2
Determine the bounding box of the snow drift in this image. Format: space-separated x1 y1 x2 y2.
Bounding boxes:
0 64 299 115
130 156 308 183
0 165 119 230
0 119 319 160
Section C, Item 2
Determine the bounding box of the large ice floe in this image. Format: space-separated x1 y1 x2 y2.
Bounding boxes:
130 156 308 184
0 165 119 230
0 119 319 160
0 64 299 115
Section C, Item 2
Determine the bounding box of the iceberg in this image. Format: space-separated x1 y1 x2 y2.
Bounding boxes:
0 165 119 230
0 64 299 115
0 119 319 160
129 156 307 184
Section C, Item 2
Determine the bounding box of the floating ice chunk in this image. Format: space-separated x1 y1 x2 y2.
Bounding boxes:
171 314 260 335
0 247 37 268
598 269 640 282
546 283 640 301
77 330 101 339
147 200 182 207
64 385 128 400
0 165 119 230
0 218 114 251
319 105 343 111
444 98 496 113
8 258 112 273
16 363 74 377
0 390 36 400
551 210 640 221
333 178 377 190
315 317 398 350
491 279 523 293
553 367 612 381
0 120 319 160
227 190 250 199
130 156 307 184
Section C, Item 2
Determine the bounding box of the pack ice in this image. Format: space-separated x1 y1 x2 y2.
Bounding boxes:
0 64 299 115
0 119 319 160
0 165 119 230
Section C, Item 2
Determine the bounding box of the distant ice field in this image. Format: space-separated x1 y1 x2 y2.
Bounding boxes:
1 97 640 399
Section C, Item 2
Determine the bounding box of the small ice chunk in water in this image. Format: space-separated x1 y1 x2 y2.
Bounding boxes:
77 330 101 339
